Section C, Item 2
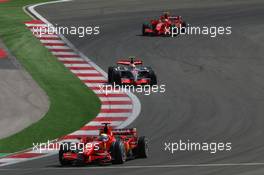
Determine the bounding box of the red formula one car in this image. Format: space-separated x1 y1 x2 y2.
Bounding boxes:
59 123 148 166
108 56 157 85
142 12 187 36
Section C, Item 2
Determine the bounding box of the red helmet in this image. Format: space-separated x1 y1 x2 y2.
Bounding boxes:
80 137 87 143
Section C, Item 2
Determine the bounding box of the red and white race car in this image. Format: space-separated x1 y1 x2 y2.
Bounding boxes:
108 56 157 85
59 123 148 166
142 12 187 36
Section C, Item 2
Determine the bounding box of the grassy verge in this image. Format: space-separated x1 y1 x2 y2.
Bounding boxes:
0 0 101 152
0 153 10 157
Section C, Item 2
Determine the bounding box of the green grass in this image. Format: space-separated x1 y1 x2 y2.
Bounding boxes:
0 0 101 152
0 153 10 157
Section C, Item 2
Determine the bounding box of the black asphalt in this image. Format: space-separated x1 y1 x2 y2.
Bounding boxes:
1 0 264 174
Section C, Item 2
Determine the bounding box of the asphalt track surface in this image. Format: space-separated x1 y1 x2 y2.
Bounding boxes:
2 0 264 174
0 40 48 139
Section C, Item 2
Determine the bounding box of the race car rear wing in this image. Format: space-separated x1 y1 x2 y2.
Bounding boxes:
168 16 182 20
112 128 137 136
169 16 182 19
117 59 143 65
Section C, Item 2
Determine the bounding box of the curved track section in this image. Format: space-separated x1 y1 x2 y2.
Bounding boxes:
0 7 140 166
1 0 264 174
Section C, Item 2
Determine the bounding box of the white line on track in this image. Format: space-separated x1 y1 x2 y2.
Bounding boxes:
99 97 131 101
2 163 264 171
92 90 125 94
51 51 77 55
26 24 47 27
84 82 105 87
97 113 131 117
45 45 71 49
69 130 99 136
101 104 133 109
34 34 59 38
71 70 99 74
79 76 106 81
39 40 64 44
58 57 84 61
64 63 92 67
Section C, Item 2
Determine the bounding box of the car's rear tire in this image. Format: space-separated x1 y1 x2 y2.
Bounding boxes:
142 23 150 36
111 140 127 164
59 143 72 166
137 136 149 158
149 70 157 85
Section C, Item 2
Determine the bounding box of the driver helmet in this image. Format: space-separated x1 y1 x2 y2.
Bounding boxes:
131 64 136 68
80 137 87 143
99 133 109 142
163 12 170 19
130 56 135 64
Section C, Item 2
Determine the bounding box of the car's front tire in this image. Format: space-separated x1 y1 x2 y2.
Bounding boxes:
111 140 127 164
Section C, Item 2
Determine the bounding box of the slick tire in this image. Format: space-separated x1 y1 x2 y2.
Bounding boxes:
108 66 114 84
149 70 157 85
59 143 72 166
142 23 150 36
137 136 149 158
111 140 127 164
112 71 122 85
